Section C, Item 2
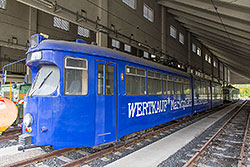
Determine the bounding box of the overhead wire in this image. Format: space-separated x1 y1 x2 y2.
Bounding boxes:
210 0 235 49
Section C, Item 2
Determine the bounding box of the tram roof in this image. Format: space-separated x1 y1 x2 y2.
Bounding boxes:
28 39 190 77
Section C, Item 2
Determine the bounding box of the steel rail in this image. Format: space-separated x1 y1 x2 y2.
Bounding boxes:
0 128 22 142
183 100 247 167
0 134 19 142
2 128 21 136
6 147 81 167
238 108 250 167
61 144 127 167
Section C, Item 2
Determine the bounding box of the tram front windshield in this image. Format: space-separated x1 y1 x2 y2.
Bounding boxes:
29 65 60 96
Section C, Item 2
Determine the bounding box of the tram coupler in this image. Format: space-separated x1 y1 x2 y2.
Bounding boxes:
18 133 32 152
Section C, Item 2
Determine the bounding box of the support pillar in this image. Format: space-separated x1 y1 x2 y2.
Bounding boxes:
187 31 191 73
96 0 108 47
211 56 214 81
161 6 167 53
27 7 37 83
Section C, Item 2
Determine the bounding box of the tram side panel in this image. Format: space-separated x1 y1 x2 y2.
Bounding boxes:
211 83 223 108
117 61 193 140
192 77 211 113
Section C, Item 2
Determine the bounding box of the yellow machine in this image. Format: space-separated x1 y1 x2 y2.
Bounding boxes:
0 97 18 134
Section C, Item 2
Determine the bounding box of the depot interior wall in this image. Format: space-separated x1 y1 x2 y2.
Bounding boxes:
224 66 228 83
37 11 76 41
190 37 202 71
219 62 224 80
213 56 219 78
0 46 26 74
108 0 162 50
202 47 212 75
28 0 162 51
165 13 188 64
0 0 230 83
0 0 29 47
0 0 29 76
44 0 101 31
202 49 211 75
37 11 96 43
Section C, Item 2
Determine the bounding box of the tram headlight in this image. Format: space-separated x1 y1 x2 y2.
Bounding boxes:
27 51 42 63
23 113 33 127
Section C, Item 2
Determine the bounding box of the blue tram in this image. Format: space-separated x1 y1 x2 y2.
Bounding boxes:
21 34 223 149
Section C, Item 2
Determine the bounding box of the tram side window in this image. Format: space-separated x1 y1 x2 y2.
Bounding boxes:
215 86 218 99
65 57 88 95
106 65 114 95
204 83 208 99
216 86 218 99
212 85 216 99
195 81 201 97
183 79 191 95
168 75 174 95
163 78 167 94
206 83 210 98
126 66 146 95
219 85 222 99
148 71 162 95
97 64 104 95
174 77 183 95
167 81 174 94
167 81 174 95
163 74 167 95
163 74 174 95
200 82 206 99
215 85 221 99
220 86 222 99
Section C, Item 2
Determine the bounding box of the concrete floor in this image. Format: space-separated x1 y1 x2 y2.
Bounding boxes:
0 143 45 167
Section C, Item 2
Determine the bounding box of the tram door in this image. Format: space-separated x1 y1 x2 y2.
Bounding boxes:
95 61 117 145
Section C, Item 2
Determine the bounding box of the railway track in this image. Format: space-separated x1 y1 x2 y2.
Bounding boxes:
242 111 250 167
1 103 235 167
6 147 81 167
0 128 21 142
5 118 189 167
183 100 249 167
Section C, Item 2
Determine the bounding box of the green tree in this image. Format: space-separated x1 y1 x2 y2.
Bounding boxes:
233 84 250 98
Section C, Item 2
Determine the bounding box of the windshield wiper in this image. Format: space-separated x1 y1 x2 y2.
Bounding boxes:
30 71 53 96
38 71 53 89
